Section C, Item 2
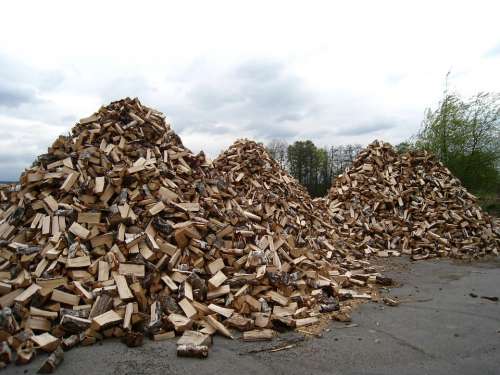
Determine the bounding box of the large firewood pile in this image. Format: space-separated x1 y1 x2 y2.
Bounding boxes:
0 99 381 370
324 140 499 260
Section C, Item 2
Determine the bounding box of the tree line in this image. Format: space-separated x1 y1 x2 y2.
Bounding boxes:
267 140 362 197
266 77 499 213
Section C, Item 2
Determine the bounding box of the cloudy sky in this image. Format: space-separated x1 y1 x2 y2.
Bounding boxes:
0 1 499 180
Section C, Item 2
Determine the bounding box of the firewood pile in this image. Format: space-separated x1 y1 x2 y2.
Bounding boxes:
213 139 349 263
325 140 499 260
0 99 383 370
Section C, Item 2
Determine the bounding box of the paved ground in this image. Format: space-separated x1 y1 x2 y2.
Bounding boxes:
4 257 500 375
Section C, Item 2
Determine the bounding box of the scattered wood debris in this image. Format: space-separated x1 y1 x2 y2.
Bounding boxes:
382 297 400 307
240 336 305 355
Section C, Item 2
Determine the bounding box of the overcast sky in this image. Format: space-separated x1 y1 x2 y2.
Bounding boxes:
0 1 499 180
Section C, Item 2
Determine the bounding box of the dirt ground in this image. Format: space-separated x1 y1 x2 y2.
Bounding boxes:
3 257 500 375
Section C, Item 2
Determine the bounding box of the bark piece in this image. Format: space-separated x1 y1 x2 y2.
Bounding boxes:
37 346 63 373
177 344 208 358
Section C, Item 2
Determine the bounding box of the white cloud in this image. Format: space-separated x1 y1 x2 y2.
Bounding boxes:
0 0 499 179
0 115 65 180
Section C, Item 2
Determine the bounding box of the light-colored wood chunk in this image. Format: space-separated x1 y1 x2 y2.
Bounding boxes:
159 241 178 256
242 329 276 341
184 281 193 301
208 304 234 318
92 310 122 330
41 216 51 235
77 212 101 224
245 295 261 311
61 172 79 192
154 331 175 341
43 195 59 211
127 165 145 174
295 316 319 327
118 263 145 278
14 283 41 304
67 255 91 268
123 302 134 330
204 315 233 339
73 281 93 301
113 274 134 300
100 184 114 203
69 222 90 239
253 312 270 328
0 289 25 308
36 277 67 291
31 333 60 352
94 176 105 194
158 186 178 202
168 313 193 332
178 298 197 319
208 270 227 288
176 203 200 212
51 289 80 306
161 275 178 291
207 258 225 275
34 258 49 278
30 307 58 320
98 261 110 281
26 316 51 331
266 290 289 306
177 330 211 346
273 305 296 317
192 300 211 315
207 284 230 299
149 201 165 216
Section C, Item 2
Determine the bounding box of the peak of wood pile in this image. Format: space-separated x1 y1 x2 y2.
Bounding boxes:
324 140 499 260
213 138 347 260
0 100 383 369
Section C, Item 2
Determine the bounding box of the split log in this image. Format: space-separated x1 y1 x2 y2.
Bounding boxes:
177 344 208 359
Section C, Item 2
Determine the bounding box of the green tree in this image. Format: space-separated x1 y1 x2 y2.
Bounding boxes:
267 140 363 197
395 141 412 154
287 140 333 197
415 88 500 193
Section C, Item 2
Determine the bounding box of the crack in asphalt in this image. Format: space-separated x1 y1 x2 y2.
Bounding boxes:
369 328 438 359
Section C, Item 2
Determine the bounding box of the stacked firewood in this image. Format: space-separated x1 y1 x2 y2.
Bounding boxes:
0 99 381 370
324 140 499 260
